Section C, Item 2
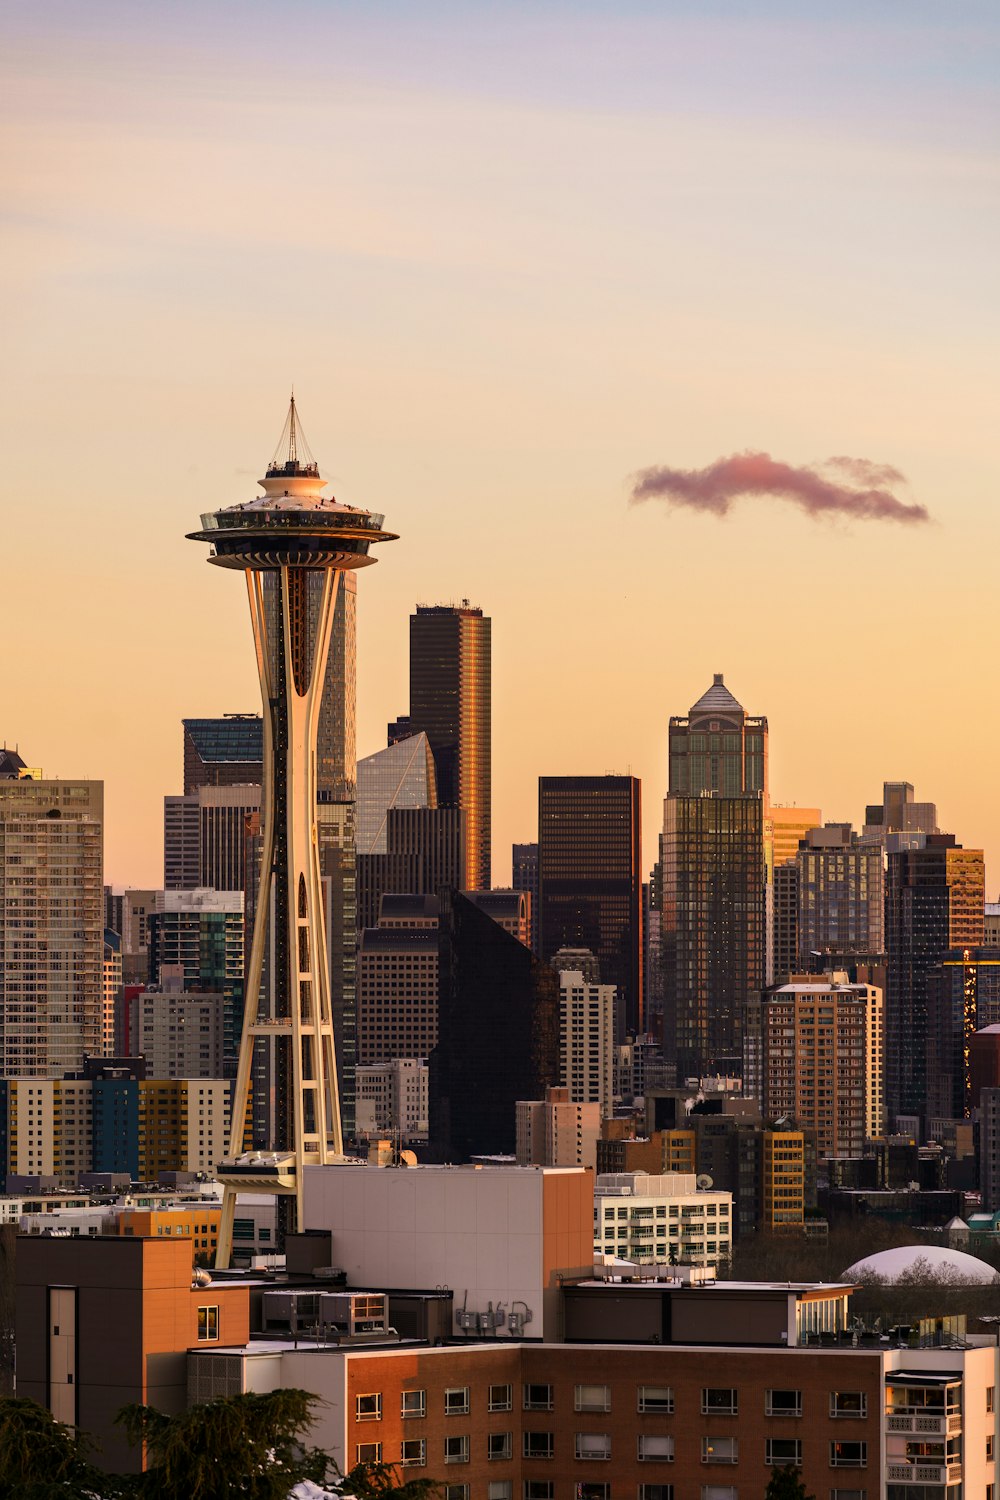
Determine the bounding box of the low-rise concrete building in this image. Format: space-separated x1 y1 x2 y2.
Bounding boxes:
594 1170 732 1267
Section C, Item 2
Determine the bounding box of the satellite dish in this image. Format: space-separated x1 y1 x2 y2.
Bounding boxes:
399 1150 418 1167
696 1174 713 1190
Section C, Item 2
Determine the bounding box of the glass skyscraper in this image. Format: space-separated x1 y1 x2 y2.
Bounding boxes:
356 732 437 856
406 602 491 891
660 675 767 1081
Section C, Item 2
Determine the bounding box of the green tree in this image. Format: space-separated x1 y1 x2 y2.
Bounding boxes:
0 1396 105 1499
117 1388 330 1499
764 1464 816 1500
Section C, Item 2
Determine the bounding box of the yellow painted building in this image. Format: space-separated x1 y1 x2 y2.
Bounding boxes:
761 1127 806 1232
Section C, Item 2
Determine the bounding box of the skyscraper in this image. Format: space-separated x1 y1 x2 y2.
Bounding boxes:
795 824 885 962
429 890 559 1161
406 602 491 890
0 771 104 1076
660 675 767 1080
182 715 263 793
885 834 985 1125
512 841 539 953
189 396 395 1263
355 731 437 856
537 775 643 1038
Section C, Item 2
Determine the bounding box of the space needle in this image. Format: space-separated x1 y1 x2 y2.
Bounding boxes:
189 396 396 1266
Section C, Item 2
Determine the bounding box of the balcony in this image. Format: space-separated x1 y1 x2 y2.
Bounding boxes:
887 1464 962 1485
885 1414 961 1436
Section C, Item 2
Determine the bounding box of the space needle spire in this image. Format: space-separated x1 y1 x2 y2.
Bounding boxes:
189 396 397 1267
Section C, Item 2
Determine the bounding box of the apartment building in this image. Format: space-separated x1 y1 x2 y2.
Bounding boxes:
593 1172 732 1267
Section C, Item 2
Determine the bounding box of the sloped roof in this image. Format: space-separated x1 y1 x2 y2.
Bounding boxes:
690 674 744 718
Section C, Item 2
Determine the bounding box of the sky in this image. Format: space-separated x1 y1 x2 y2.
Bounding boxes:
2 1 999 890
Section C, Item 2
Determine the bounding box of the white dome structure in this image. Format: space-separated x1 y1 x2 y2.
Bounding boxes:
842 1244 998 1284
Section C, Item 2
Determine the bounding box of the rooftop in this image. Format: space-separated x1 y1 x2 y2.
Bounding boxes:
689 672 745 718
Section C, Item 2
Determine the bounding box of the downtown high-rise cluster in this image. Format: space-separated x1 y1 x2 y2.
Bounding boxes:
6 402 1000 1497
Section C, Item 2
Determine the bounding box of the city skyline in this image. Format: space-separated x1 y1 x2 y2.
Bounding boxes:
4 2 998 890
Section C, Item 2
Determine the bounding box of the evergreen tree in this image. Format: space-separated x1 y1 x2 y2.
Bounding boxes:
764 1464 816 1500
0 1396 105 1499
329 1460 441 1498
117 1388 330 1500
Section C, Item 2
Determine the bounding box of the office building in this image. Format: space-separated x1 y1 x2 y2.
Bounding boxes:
925 950 1000 1121
106 888 164 986
130 979 225 1080
594 1170 733 1266
355 732 437 856
761 975 884 1157
164 784 261 892
765 803 822 874
355 1057 428 1142
137 1078 231 1180
661 675 767 1080
538 774 643 1038
512 840 539 952
357 899 440 1066
403 601 491 890
356 806 465 931
0 773 104 1076
148 888 244 1077
430 889 559 1161
182 715 263 793
516 1085 601 1170
559 967 615 1115
760 1121 808 1232
796 823 885 961
885 835 985 1124
863 780 938 845
464 888 530 945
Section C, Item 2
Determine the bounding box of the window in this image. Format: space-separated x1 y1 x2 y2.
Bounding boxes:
639 1435 675 1462
197 1305 218 1341
639 1386 674 1414
639 1488 674 1500
356 1443 382 1464
488 1485 513 1500
766 1439 802 1467
576 1485 610 1500
830 1491 866 1500
490 1383 513 1411
444 1488 469 1500
445 1387 470 1416
575 1433 611 1460
444 1434 469 1464
356 1393 382 1421
402 1389 426 1419
701 1489 737 1500
830 1393 866 1419
703 1437 738 1464
989 1435 995 1462
989 1387 996 1414
702 1389 738 1415
401 1438 425 1467
576 1383 611 1412
523 1432 555 1459
524 1384 554 1411
766 1390 802 1417
488 1432 513 1461
830 1442 867 1467
523 1486 554 1500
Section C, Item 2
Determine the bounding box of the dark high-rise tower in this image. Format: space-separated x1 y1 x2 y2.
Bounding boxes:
885 834 984 1125
537 776 643 1038
660 675 767 1080
407 602 491 891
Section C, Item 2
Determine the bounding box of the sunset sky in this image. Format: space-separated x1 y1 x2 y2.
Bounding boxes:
3 1 998 889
